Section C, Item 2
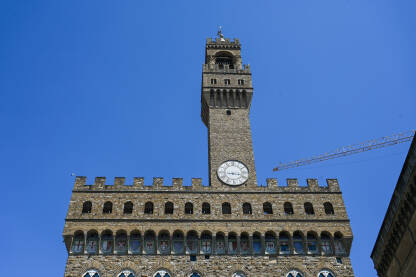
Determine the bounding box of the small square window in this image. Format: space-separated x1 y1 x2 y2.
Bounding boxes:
224 79 230 85
205 255 210 259
190 255 197 261
211 78 217 85
238 79 245 85
336 257 343 264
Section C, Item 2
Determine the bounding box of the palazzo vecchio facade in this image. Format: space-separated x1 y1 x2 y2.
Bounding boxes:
63 33 355 277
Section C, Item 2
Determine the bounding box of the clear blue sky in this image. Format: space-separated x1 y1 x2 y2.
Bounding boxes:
1 1 415 276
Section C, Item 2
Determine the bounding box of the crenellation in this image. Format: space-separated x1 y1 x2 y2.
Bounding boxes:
152 177 163 188
133 177 144 188
95 177 106 188
327 179 341 192
266 178 278 188
191 178 203 187
287 178 299 188
307 178 319 190
114 177 125 188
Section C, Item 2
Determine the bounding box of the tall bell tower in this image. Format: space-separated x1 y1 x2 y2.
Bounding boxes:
201 30 257 189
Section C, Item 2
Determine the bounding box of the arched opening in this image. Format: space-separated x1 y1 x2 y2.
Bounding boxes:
186 230 198 254
216 91 221 107
318 270 336 277
228 232 238 254
253 232 262 254
202 202 211 214
164 202 174 214
240 232 250 254
86 230 98 254
279 231 291 254
265 231 277 254
118 270 135 277
293 231 305 254
215 232 226 254
209 90 215 106
334 232 346 255
201 231 212 254
172 230 184 254
242 90 247 107
129 230 141 254
215 51 234 69
115 230 128 254
321 232 333 255
83 270 100 277
103 201 112 214
232 272 247 277
71 231 84 253
242 203 252 215
222 202 231 214
235 90 241 107
304 202 315 215
101 230 113 254
144 202 154 214
158 231 171 254
185 202 193 214
284 202 294 215
153 269 171 277
144 230 156 254
324 202 335 215
123 201 133 214
307 231 318 254
223 90 228 106
263 202 273 215
82 201 92 214
286 270 303 277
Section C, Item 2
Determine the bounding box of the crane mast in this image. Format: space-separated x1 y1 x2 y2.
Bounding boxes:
273 130 415 172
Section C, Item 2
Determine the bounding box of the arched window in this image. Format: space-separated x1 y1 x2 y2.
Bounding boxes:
307 232 318 254
284 202 294 215
240 232 250 254
222 202 231 214
129 230 141 254
153 270 171 277
286 270 303 277
304 202 314 215
263 202 273 214
232 272 247 277
202 202 211 214
185 202 193 214
324 202 334 215
201 231 212 254
83 270 100 277
265 231 277 254
82 201 92 214
215 51 234 69
115 230 128 254
101 230 113 254
215 232 226 254
103 201 112 214
321 232 333 255
279 231 291 254
318 270 335 277
158 231 170 254
71 231 84 253
118 270 135 277
189 273 201 277
86 230 98 254
186 230 198 254
228 232 238 254
293 231 304 254
144 202 154 214
144 230 156 254
253 232 262 254
123 201 133 214
242 203 252 214
334 232 346 255
173 230 184 254
165 202 174 214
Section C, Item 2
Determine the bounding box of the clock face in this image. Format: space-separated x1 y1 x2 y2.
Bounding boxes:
217 160 249 186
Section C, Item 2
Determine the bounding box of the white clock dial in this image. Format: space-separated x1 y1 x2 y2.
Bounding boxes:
217 160 249 186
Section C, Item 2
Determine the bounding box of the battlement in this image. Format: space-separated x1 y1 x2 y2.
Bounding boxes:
202 63 250 74
73 176 341 193
206 37 241 48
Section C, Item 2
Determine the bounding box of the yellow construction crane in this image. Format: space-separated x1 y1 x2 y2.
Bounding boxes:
273 130 415 172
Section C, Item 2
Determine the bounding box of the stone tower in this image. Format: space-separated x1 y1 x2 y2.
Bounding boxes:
62 33 355 277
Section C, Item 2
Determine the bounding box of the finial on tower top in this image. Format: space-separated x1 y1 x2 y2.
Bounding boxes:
217 26 225 42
